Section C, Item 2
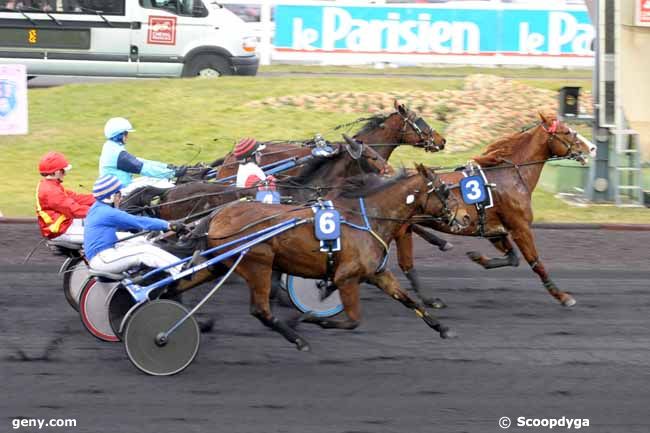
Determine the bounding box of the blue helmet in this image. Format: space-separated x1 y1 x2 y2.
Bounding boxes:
93 175 123 200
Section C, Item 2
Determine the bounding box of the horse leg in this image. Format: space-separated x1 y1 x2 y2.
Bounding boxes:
412 224 453 251
299 278 362 330
509 225 576 307
467 235 520 269
367 271 452 339
239 258 311 351
396 229 446 309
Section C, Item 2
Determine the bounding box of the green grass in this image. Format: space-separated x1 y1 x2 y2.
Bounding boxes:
0 72 647 223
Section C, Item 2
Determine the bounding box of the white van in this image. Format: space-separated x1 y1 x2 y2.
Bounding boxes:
0 0 259 77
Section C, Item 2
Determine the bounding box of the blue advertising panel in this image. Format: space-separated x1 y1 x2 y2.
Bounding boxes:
274 4 593 59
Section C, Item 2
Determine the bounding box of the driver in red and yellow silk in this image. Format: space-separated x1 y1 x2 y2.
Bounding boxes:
35 152 95 242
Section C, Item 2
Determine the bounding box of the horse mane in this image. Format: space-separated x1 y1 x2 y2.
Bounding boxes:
284 154 332 185
338 169 409 198
353 113 391 137
472 124 539 167
285 146 379 186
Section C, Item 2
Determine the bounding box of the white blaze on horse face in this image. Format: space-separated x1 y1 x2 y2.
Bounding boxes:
406 194 415 205
576 133 597 158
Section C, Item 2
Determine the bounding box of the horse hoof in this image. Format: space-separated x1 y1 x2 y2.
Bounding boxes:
296 339 311 352
198 318 215 334
424 298 447 309
466 251 483 264
561 296 576 307
439 328 457 339
439 241 454 252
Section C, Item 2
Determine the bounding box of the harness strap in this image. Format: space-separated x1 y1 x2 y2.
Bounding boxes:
358 198 390 273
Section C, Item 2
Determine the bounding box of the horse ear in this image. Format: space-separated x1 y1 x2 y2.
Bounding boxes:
414 163 426 176
394 99 407 115
538 112 549 125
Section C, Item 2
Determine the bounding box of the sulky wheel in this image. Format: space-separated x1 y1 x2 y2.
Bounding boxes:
62 256 90 312
124 299 200 376
79 277 121 343
108 285 137 340
284 274 343 318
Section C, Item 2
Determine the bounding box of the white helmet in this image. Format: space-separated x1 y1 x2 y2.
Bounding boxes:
104 117 135 139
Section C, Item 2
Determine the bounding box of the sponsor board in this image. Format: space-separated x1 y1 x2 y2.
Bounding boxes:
0 64 28 136
273 3 594 66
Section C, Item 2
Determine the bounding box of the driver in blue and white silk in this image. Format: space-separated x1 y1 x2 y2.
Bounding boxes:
99 117 186 195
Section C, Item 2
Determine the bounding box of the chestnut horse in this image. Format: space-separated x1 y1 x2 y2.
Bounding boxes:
176 166 455 351
213 100 446 179
397 114 595 307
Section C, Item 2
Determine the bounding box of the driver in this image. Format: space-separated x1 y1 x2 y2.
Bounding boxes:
35 151 95 244
84 175 187 276
99 117 187 195
234 137 276 189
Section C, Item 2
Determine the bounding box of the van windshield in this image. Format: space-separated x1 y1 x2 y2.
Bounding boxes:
141 0 208 18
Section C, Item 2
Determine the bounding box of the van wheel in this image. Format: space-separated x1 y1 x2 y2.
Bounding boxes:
183 54 232 78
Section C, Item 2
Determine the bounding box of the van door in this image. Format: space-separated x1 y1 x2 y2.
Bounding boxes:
129 0 212 76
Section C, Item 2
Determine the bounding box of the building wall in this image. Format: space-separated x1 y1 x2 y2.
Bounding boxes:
620 0 650 161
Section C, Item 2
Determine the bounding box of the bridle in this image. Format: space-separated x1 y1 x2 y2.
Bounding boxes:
421 169 457 228
398 109 445 152
541 120 585 163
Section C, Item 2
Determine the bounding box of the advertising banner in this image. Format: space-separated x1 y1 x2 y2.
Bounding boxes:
0 64 28 136
637 0 650 26
273 3 594 66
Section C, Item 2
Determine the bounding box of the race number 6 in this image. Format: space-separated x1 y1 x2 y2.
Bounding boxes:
315 209 340 240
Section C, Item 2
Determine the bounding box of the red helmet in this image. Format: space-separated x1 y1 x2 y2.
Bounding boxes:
38 152 71 174
233 137 262 159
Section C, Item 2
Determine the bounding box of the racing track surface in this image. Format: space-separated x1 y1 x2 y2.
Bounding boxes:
1 224 649 433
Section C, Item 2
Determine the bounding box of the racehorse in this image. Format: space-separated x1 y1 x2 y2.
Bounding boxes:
175 165 456 351
212 100 446 179
396 114 595 307
120 138 390 221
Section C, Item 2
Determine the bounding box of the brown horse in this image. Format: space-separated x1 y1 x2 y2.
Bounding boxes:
397 113 595 307
120 138 390 221
213 100 446 179
176 166 455 351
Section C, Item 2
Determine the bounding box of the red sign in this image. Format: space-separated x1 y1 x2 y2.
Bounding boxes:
147 16 177 45
638 0 650 25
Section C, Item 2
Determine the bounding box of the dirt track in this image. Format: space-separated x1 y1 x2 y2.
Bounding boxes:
1 223 649 433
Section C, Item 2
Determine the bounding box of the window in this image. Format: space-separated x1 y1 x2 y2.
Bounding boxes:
141 0 208 18
0 0 125 15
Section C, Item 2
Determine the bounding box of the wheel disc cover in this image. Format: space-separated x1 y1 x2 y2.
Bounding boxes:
80 278 120 342
285 275 343 318
108 286 137 340
124 300 200 376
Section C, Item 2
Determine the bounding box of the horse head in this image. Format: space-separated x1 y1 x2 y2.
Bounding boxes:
393 100 446 152
414 164 466 232
538 113 596 165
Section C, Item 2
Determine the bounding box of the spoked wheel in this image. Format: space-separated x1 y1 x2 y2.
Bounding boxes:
62 256 89 312
79 277 120 342
124 300 200 376
284 274 343 318
108 285 137 340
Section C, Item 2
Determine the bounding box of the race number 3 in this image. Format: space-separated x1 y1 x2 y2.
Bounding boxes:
460 175 487 204
315 209 340 241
